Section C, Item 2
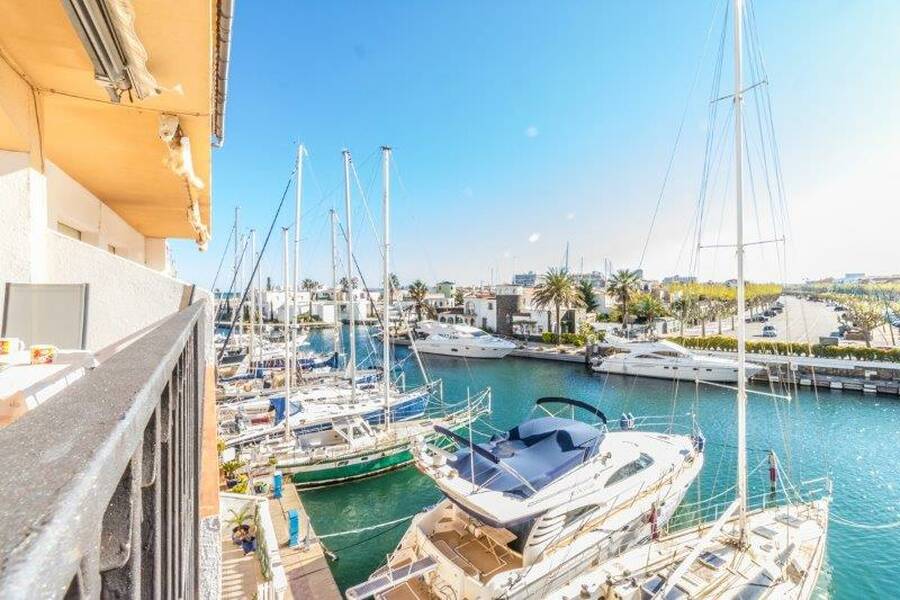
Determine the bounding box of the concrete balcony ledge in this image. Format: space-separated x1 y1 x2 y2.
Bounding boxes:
45 230 213 352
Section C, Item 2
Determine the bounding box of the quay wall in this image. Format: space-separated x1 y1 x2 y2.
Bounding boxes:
394 338 900 397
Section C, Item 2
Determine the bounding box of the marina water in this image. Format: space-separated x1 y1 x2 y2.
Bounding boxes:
296 327 899 599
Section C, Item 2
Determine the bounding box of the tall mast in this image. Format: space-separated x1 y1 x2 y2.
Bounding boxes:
381 146 392 428
733 0 748 540
255 231 263 332
330 209 340 355
249 229 257 361
233 207 240 336
342 150 357 402
282 227 292 441
293 144 304 324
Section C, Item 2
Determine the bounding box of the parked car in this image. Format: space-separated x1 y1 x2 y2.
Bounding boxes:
829 330 844 339
762 324 777 338
763 309 775 317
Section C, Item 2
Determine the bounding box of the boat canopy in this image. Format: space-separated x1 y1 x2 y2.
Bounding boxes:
442 416 603 499
269 397 303 423
536 397 607 424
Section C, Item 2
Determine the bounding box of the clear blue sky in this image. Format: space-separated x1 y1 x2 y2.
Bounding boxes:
171 0 900 290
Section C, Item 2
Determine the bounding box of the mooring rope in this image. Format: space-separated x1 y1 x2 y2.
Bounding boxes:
317 513 417 539
830 514 900 531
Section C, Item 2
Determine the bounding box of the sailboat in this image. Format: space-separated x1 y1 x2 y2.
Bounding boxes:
540 2 830 598
236 146 492 488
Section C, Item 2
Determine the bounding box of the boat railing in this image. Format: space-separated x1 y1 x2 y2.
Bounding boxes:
0 300 208 598
610 412 699 437
665 474 831 534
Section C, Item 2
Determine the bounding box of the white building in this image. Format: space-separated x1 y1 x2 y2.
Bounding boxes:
463 295 497 332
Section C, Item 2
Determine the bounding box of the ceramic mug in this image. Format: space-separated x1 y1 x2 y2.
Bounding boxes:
0 338 24 355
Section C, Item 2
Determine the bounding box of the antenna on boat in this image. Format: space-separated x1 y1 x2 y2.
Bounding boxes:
282 227 293 441
293 143 305 341
233 206 240 335
467 387 475 488
382 146 392 429
733 0 749 544
342 149 357 403
330 208 341 356
249 229 257 362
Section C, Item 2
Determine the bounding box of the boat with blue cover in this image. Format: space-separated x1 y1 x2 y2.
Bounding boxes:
348 397 705 600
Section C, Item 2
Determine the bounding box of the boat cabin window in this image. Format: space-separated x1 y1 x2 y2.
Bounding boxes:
563 505 596 527
506 518 539 554
634 354 662 360
605 453 654 487
654 350 686 358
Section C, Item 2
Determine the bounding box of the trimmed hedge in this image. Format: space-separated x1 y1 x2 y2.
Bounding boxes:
671 335 900 362
541 332 589 346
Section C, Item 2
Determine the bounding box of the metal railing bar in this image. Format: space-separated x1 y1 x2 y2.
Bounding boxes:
0 300 206 598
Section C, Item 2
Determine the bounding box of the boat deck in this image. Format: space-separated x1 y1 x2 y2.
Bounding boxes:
551 501 829 599
431 528 522 580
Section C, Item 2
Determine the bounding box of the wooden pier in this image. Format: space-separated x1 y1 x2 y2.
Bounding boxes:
267 483 342 600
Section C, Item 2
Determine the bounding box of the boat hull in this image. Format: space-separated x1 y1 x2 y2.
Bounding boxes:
286 445 414 488
415 342 514 359
593 361 759 383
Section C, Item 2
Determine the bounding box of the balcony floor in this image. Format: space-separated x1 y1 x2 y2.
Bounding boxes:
221 525 262 600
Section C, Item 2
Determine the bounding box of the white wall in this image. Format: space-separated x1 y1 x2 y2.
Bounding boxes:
0 150 46 312
464 297 497 331
45 159 147 263
47 231 204 350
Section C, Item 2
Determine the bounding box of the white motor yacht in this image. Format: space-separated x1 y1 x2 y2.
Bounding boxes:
592 335 764 383
415 320 517 359
347 397 704 600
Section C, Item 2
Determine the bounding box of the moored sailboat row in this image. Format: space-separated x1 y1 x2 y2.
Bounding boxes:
215 145 494 490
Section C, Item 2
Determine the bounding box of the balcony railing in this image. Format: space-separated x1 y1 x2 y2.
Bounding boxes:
0 300 208 598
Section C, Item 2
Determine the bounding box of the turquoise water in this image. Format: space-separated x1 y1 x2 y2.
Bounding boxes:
298 327 900 599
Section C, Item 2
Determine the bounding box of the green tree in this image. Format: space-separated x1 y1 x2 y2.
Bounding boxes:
339 276 359 295
844 299 884 347
408 280 430 321
301 278 318 314
577 280 599 312
670 295 695 337
388 273 401 302
532 268 584 345
453 288 465 307
632 293 667 323
607 269 642 331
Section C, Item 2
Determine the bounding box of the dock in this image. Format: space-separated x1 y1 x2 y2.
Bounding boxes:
394 338 900 397
269 482 342 600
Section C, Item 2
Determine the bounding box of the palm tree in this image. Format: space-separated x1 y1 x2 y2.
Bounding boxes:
301 278 318 314
532 268 584 345
577 280 599 312
408 280 429 321
339 276 359 295
670 295 694 337
607 269 641 332
388 273 401 302
453 287 465 307
633 294 667 324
